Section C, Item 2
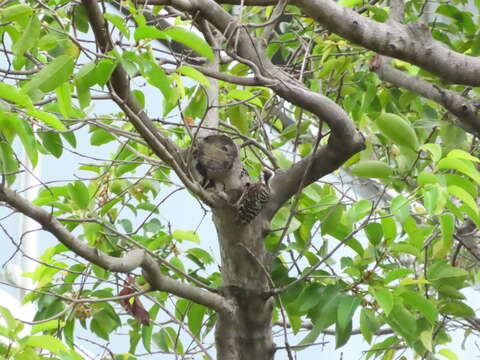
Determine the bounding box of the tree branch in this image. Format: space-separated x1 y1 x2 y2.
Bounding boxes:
293 0 480 86
147 0 364 214
265 139 364 218
81 0 217 206
194 18 221 137
142 0 359 141
0 184 232 314
371 56 480 136
368 0 480 137
172 0 480 86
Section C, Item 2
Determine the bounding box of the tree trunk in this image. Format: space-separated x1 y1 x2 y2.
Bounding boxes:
212 206 275 359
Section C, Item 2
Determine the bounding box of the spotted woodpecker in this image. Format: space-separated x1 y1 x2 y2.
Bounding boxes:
236 170 272 224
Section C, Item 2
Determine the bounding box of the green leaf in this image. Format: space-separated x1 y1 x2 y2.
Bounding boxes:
440 213 454 247
76 83 91 109
335 318 352 348
350 200 372 221
75 61 98 87
445 173 477 197
386 304 417 345
440 301 475 317
227 89 262 107
90 129 115 146
365 336 399 360
371 287 393 315
176 66 210 88
104 13 130 38
22 335 68 355
420 143 442 162
90 303 121 341
437 285 465 299
55 83 73 119
291 283 323 314
364 222 383 245
62 131 77 148
146 64 172 103
186 248 214 266
27 109 67 131
23 55 75 94
381 215 397 242
39 131 63 158
31 320 65 334
67 181 90 210
384 268 414 284
428 261 468 281
15 347 40 360
344 237 364 256
13 14 40 55
74 5 89 33
188 304 206 339
446 149 479 163
142 304 159 353
337 296 360 331
0 141 19 185
0 113 16 142
173 230 200 243
339 0 362 6
95 58 118 87
184 87 207 119
0 4 33 22
132 89 145 109
134 25 168 42
422 184 447 215
297 286 340 347
0 305 16 329
0 82 33 109
350 160 394 178
227 105 249 134
438 348 459 360
153 327 184 353
163 27 215 61
10 115 38 167
376 112 419 151
400 291 438 324
436 4 462 19
391 195 410 224
391 242 421 257
447 185 479 214
417 171 440 186
436 5 475 35
366 5 388 21
438 158 480 185
271 207 300 234
360 308 379 344
419 329 433 352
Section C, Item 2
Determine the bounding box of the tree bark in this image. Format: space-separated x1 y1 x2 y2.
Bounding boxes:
213 206 274 360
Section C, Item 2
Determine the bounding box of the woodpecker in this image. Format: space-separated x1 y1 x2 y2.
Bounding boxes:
236 170 272 224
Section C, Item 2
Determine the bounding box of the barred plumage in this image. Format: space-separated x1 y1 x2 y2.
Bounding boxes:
237 183 271 224
236 170 272 224
240 167 250 180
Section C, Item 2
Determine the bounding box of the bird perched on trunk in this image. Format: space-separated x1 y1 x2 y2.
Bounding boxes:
194 135 238 184
236 170 272 224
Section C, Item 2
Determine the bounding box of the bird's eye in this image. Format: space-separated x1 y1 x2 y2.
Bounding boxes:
221 146 229 152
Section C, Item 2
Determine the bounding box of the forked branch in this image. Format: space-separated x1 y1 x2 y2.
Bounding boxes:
0 184 232 313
